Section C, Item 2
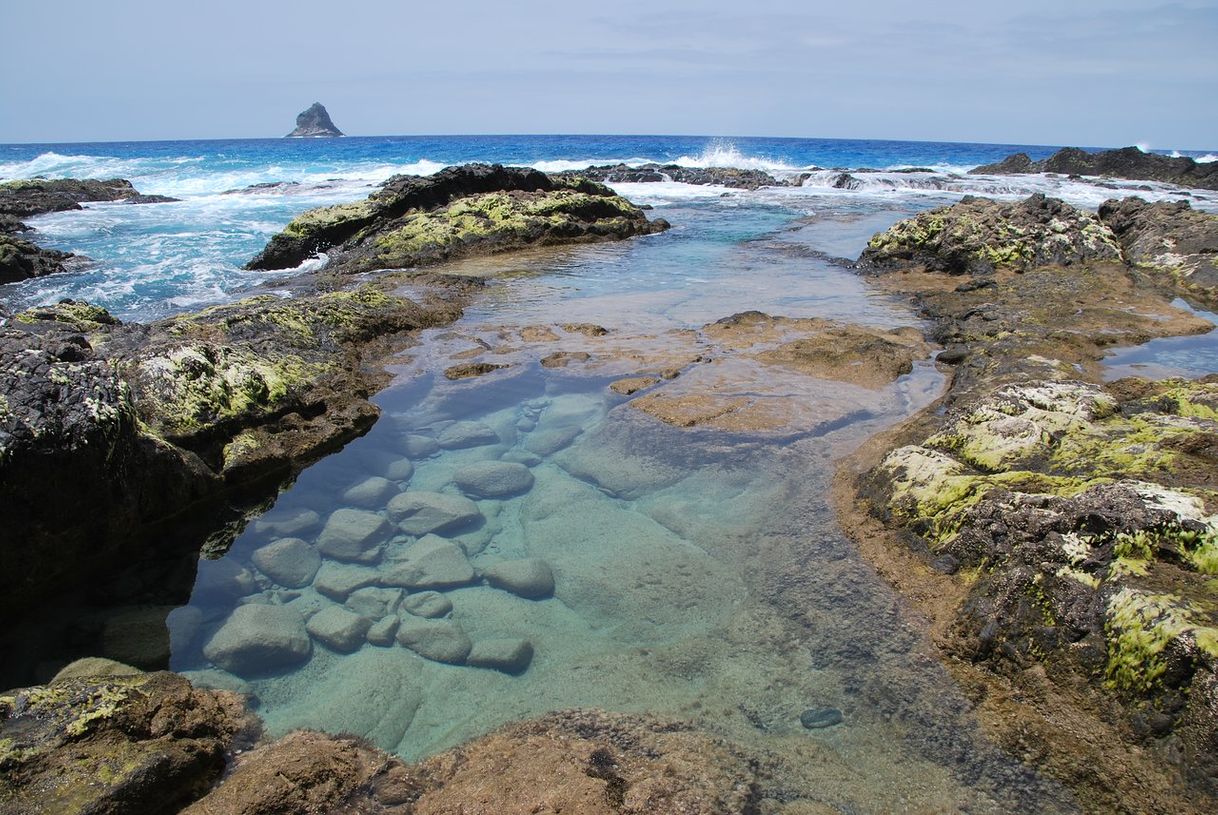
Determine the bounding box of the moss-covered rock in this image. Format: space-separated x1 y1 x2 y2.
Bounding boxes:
0 281 465 625
860 193 1123 275
0 672 253 815
246 163 667 273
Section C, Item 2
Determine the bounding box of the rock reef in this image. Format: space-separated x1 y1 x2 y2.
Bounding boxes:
970 146 1218 190
842 193 1218 811
247 163 668 273
0 177 177 283
284 102 343 138
0 165 669 667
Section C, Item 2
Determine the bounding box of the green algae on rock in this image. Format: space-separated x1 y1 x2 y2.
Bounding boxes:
860 193 1123 275
0 282 465 623
0 671 253 815
845 196 1218 808
245 163 668 274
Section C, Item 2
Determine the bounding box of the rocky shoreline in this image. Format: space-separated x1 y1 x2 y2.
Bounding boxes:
971 146 1218 191
0 178 178 284
4 162 1218 812
840 192 1218 812
0 165 666 636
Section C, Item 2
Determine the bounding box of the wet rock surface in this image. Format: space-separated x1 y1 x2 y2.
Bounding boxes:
0 281 464 628
859 192 1123 275
971 146 1218 190
246 163 668 273
557 162 793 190
0 671 255 815
842 195 1218 811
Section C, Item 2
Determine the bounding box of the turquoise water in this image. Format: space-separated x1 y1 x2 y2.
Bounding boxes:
163 200 1077 811
16 132 1218 808
3 134 1215 321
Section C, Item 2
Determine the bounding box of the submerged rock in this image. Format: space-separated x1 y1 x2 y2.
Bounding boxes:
202 604 312 675
436 420 501 449
799 706 844 729
315 508 392 562
387 490 482 535
482 558 555 599
467 638 534 674
452 460 535 498
251 538 321 588
305 605 371 653
341 475 401 509
395 616 472 664
399 590 453 618
312 561 379 601
971 146 1218 190
381 535 475 589
284 102 344 138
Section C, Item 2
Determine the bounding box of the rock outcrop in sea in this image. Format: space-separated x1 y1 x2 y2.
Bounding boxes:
246 163 668 272
0 178 177 283
844 192 1218 810
284 102 343 138
970 146 1218 190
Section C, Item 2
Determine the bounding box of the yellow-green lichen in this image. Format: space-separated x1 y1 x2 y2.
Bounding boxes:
282 200 376 238
137 344 328 436
1105 588 1218 693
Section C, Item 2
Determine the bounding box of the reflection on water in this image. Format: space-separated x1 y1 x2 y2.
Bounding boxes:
1104 299 1218 380
167 199 1078 811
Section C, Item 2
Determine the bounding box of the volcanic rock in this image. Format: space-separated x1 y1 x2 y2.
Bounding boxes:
970 146 1218 190
285 102 344 138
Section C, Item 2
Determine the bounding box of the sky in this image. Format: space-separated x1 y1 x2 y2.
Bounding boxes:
2 0 1215 149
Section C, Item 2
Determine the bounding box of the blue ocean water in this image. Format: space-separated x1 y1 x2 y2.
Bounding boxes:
3 134 1216 322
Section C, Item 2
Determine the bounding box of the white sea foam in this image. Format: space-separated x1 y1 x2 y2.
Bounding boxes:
671 139 804 174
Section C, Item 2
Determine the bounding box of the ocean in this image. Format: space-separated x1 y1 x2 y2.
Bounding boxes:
5 134 1218 811
2 134 1215 322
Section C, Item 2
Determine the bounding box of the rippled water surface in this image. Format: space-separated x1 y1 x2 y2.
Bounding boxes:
162 201 1079 812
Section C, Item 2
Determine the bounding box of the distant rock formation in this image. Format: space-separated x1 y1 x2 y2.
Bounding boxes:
970 146 1218 190
285 102 344 138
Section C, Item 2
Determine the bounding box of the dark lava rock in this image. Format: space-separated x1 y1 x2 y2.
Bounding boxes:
971 146 1218 190
0 284 464 625
0 234 75 283
859 193 1123 275
0 671 255 815
1099 196 1218 299
930 553 961 574
285 102 344 138
443 361 508 380
246 163 668 273
557 163 788 190
0 178 143 218
799 706 844 729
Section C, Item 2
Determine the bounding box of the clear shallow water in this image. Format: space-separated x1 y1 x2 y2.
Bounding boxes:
161 203 1078 811
2 134 1216 321
1104 300 1218 380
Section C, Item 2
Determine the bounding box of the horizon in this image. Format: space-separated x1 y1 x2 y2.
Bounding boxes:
2 1 1214 149
2 130 1215 156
